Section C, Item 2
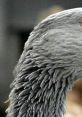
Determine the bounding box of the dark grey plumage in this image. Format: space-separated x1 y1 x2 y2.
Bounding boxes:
6 8 82 117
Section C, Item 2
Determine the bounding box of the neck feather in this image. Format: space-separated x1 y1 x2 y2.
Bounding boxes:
6 51 75 117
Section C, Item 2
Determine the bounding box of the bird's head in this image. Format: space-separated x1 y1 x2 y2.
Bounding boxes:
25 8 82 82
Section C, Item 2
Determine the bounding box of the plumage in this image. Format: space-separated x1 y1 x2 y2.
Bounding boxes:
6 8 82 117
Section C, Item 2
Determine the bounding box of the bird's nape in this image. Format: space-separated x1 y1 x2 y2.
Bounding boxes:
6 8 82 117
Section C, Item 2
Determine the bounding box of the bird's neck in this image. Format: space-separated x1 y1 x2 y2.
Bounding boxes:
29 66 74 117
9 51 75 117
42 70 73 117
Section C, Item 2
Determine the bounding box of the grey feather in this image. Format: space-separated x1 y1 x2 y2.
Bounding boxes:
6 8 82 117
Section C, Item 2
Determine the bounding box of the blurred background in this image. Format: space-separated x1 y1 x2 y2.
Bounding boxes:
0 0 82 117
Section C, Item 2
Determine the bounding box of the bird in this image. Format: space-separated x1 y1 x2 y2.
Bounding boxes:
6 8 82 117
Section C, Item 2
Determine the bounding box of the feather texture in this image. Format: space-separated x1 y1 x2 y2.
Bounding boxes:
6 8 82 117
